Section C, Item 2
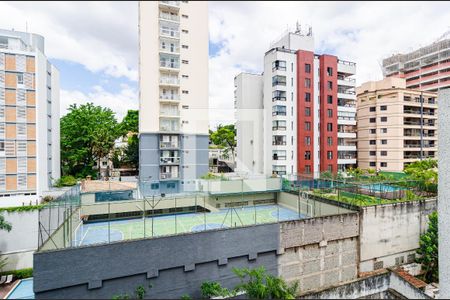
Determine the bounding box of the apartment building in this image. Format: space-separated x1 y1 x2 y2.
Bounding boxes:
0 29 60 207
235 26 357 177
356 77 437 172
382 37 450 92
139 1 209 195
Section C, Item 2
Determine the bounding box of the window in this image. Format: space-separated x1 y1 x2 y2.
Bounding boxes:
327 165 333 172
381 162 387 167
305 165 311 174
327 151 333 159
370 140 376 145
182 60 189 64
370 162 376 167
370 118 376 123
182 29 189 33
305 92 311 102
182 14 189 18
380 105 387 111
151 183 159 190
327 67 333 76
182 90 189 94
167 183 176 188
272 135 286 145
272 75 286 86
381 117 387 122
370 151 376 156
102 161 107 166
305 122 311 131
381 140 387 145
327 123 333 132
327 109 333 117
381 128 387 133
272 120 286 131
305 151 311 160
327 137 333 146
327 95 333 104
305 136 311 145
182 45 189 49
305 78 311 88
17 73 24 85
305 64 311 73
370 107 376 112
305 107 311 116
370 129 376 134
182 105 189 109
291 78 293 86
291 63 293 72
327 81 333 90
272 105 286 116
381 151 387 156
272 60 286 71
182 74 189 78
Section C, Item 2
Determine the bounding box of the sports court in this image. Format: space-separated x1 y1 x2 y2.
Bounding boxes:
74 204 305 246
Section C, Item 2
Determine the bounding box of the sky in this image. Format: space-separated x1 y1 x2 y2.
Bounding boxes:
0 1 449 127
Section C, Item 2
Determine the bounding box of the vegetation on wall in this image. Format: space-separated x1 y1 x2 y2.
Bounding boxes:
416 211 438 283
0 205 44 213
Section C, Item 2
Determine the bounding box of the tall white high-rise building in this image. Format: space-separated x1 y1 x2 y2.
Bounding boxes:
139 1 209 194
0 29 60 207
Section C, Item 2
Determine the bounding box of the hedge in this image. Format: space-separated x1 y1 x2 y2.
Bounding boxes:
0 268 33 279
0 205 43 213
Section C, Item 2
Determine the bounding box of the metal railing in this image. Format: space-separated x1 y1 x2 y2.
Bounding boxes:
272 126 287 131
160 29 180 38
160 157 180 164
160 77 180 85
160 94 180 100
160 173 179 180
160 60 180 69
159 13 180 22
160 110 180 116
160 141 179 149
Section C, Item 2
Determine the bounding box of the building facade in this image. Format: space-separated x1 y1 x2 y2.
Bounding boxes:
0 29 60 207
382 38 450 92
356 77 437 172
236 26 357 177
138 1 209 195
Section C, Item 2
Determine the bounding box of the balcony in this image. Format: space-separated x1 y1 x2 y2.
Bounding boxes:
338 158 357 165
159 43 180 55
160 120 180 132
160 172 179 180
160 28 180 39
272 141 287 146
337 60 356 75
337 116 356 125
272 126 287 131
160 60 180 70
159 1 180 8
338 145 357 151
404 109 435 116
160 109 180 117
159 76 180 86
159 94 180 101
337 76 356 87
338 131 357 139
160 141 179 149
404 143 436 149
337 90 356 100
159 12 179 22
160 157 180 164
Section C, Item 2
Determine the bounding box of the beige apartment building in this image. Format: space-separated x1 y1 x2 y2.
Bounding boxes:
356 77 437 172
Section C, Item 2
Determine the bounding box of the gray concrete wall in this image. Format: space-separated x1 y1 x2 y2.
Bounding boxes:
0 210 38 270
139 133 160 195
359 199 437 273
34 223 281 299
278 214 359 292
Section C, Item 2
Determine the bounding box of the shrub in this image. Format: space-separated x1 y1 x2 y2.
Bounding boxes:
200 281 232 298
54 175 77 187
0 268 33 279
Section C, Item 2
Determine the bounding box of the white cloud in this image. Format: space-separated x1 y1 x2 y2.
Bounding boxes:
208 1 450 128
61 84 138 122
0 1 138 81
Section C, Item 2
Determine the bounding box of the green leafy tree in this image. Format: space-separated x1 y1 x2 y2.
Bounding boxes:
210 124 236 161
0 214 11 232
60 103 120 178
404 159 438 193
120 110 139 135
123 134 139 171
416 211 438 283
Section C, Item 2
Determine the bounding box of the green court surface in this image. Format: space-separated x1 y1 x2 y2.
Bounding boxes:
74 204 304 246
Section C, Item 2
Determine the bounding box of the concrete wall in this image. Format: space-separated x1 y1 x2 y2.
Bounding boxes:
298 270 430 299
359 198 437 272
34 212 360 299
278 213 359 292
0 210 38 270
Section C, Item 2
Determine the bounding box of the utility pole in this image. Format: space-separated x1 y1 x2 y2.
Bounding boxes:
420 92 424 160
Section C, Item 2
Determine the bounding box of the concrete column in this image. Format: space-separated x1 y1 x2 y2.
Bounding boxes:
438 89 450 298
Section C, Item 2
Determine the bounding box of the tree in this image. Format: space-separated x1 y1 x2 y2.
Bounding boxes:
120 110 139 135
0 214 11 232
404 159 438 193
416 211 438 283
60 103 120 179
123 134 139 171
210 124 236 161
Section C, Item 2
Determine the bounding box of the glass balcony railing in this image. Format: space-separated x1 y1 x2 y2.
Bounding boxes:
159 12 180 22
160 1 180 7
160 109 180 116
160 157 181 164
160 141 179 149
160 60 179 69
160 77 180 85
160 121 180 132
160 94 180 100
160 28 180 38
160 172 179 180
